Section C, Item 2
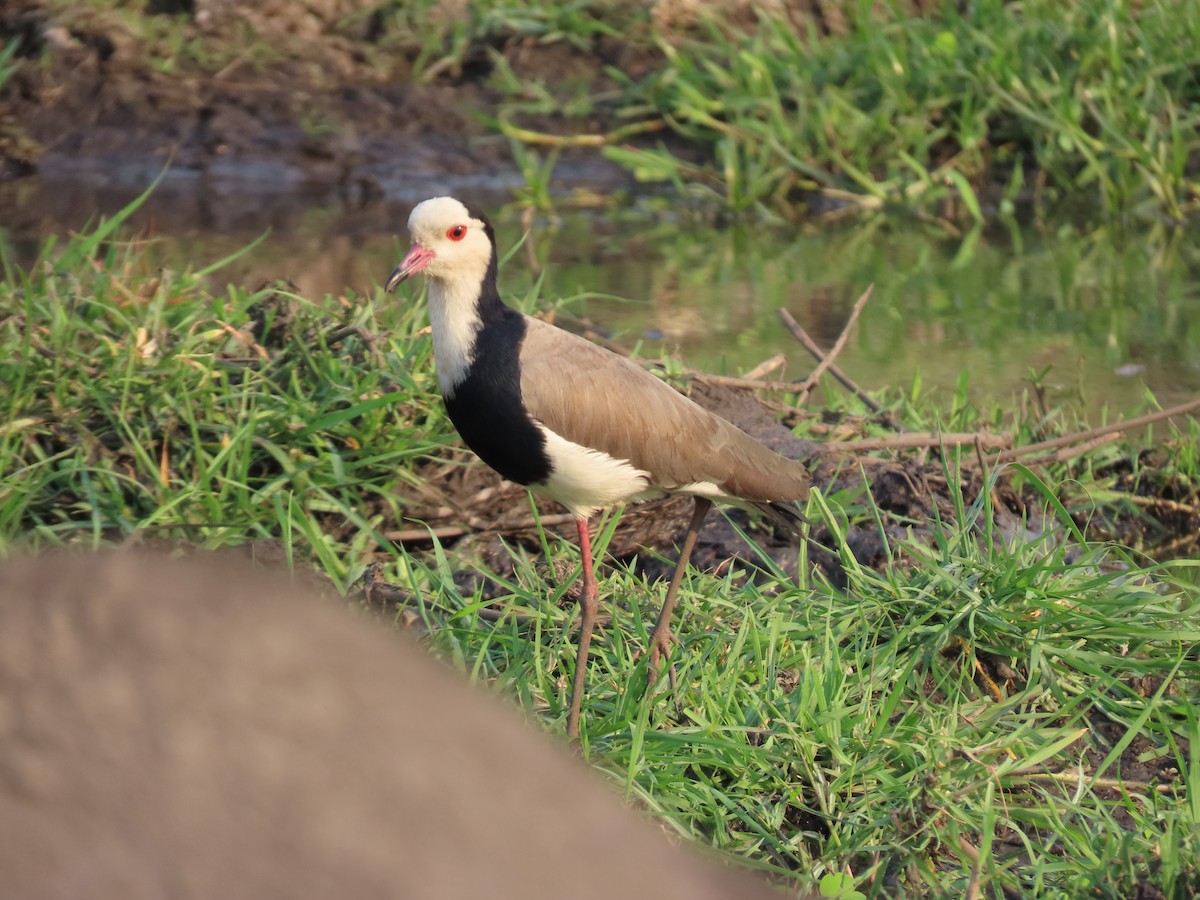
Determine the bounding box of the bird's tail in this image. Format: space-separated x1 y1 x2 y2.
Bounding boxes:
752 501 811 535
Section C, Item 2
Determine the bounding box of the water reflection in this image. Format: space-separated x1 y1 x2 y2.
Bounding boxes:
2 176 1197 417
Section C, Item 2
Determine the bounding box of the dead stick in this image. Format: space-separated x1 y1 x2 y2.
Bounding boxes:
686 371 812 393
388 524 474 543
1020 433 1122 468
797 284 874 392
778 307 905 431
387 512 578 543
742 352 787 381
997 398 1200 462
820 432 1010 452
1016 772 1175 794
1152 531 1200 557
1119 493 1200 517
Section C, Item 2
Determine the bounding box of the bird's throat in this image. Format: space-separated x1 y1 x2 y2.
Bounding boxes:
427 279 484 398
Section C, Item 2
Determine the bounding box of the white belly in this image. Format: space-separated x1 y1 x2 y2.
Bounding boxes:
532 426 660 518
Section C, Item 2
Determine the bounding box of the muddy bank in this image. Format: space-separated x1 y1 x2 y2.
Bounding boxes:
0 0 640 201
0 0 941 201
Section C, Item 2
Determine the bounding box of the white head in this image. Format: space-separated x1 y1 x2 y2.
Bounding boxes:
385 196 495 292
386 196 501 397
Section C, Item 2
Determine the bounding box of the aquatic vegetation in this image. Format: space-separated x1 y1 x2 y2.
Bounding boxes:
382 0 1200 222
602 0 1200 221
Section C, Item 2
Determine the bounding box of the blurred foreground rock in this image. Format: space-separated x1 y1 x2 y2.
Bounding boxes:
0 552 788 900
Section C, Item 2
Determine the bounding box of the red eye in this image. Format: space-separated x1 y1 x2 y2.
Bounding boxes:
447 225 467 241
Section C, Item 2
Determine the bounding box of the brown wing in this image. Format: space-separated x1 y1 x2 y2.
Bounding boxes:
518 316 809 503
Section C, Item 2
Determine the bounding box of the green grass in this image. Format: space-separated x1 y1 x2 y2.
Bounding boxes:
407 466 1200 897
3 210 1199 897
598 0 1200 221
0 37 20 92
0 192 447 581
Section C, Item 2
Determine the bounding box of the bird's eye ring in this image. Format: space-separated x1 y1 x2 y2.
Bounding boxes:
447 225 467 241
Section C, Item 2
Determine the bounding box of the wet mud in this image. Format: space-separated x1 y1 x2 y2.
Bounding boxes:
0 0 636 213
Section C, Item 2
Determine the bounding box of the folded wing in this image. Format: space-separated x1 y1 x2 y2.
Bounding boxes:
518 316 810 504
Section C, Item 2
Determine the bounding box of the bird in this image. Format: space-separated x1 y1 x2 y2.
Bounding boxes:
386 196 811 738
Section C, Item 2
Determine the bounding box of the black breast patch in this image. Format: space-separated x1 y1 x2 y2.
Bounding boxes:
443 310 552 487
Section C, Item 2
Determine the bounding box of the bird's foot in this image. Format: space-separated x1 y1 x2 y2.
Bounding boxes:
646 629 675 670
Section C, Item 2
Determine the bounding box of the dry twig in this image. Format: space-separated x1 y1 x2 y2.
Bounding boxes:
796 284 874 393
821 432 1010 453
1020 433 1122 467
1121 494 1200 518
997 398 1200 462
742 352 787 380
778 307 905 431
1152 531 1200 557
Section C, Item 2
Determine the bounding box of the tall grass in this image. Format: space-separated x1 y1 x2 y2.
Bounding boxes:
600 0 1200 220
398 0 1200 222
0 199 453 586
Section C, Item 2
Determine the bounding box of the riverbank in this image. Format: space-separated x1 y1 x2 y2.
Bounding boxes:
2 0 1197 222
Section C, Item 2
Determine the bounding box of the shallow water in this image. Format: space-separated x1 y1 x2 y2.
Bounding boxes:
3 174 1198 420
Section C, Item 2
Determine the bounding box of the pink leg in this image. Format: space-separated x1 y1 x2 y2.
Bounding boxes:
567 516 599 739
648 497 712 669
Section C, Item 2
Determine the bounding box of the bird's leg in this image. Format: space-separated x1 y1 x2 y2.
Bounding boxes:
648 497 713 669
567 516 599 739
